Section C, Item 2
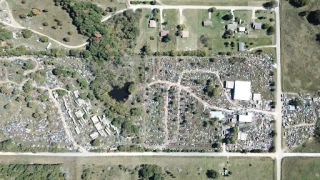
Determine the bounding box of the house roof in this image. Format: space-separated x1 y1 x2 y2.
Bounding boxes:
238 131 248 140
210 111 225 120
203 20 212 26
181 30 189 38
238 27 246 32
227 23 237 30
149 20 156 28
238 42 245 52
160 30 169 37
238 113 253 123
252 93 261 101
225 81 235 89
233 81 251 100
253 22 262 30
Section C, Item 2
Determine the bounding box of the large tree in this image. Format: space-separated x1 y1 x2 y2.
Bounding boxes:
307 10 320 25
263 0 278 9
290 0 309 7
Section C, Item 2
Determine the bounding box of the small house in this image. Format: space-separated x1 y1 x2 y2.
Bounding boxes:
226 23 237 30
181 30 189 38
238 42 245 52
160 30 169 37
238 27 246 32
149 20 156 28
252 22 262 30
203 20 212 26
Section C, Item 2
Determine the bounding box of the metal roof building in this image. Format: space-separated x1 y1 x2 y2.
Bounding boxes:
233 81 251 100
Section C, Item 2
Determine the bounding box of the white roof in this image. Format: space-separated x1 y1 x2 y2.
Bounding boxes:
210 111 225 120
238 27 246 32
95 122 103 131
252 93 261 101
233 81 251 101
238 113 253 123
91 115 99 124
90 132 99 139
225 81 234 89
238 132 248 141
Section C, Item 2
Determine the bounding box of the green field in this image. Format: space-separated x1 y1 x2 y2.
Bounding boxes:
0 155 275 180
281 0 320 92
158 9 179 52
282 157 320 180
291 138 320 153
160 0 268 6
7 0 87 46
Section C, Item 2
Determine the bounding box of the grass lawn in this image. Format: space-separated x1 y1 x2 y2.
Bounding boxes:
135 9 159 53
7 0 87 46
281 0 320 92
160 0 268 6
158 9 179 52
0 155 275 180
282 157 320 180
291 138 320 153
90 0 127 10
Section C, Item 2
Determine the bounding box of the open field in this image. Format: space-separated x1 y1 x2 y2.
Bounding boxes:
282 157 320 180
160 0 268 6
134 9 159 53
291 138 320 153
281 0 320 92
158 9 179 52
7 0 87 46
0 155 275 180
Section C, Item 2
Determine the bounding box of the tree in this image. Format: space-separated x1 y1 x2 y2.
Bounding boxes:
77 78 88 89
23 60 35 70
43 22 49 26
177 24 186 31
42 9 49 12
0 28 12 41
263 0 278 9
91 139 100 146
128 83 136 94
290 0 309 7
56 89 67 97
22 29 32 38
162 34 172 43
262 23 270 29
140 44 151 56
222 13 233 21
19 14 27 19
222 30 234 39
130 107 142 116
22 81 33 93
307 10 320 25
208 7 216 12
39 36 49 43
63 37 70 42
3 103 10 109
206 169 219 179
267 26 276 35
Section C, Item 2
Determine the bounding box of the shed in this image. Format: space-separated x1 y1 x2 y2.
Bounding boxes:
149 20 156 28
252 93 261 101
238 27 246 32
226 23 237 30
210 111 225 120
203 20 212 26
181 30 189 38
253 22 262 30
225 81 235 89
238 42 245 52
238 113 253 123
160 30 169 37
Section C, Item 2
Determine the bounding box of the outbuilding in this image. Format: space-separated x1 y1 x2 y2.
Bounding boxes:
233 81 251 100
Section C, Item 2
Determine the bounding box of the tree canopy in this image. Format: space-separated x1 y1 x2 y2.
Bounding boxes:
307 10 320 25
290 0 309 7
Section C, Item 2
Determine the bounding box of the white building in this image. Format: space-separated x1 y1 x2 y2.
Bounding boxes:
238 113 253 123
210 111 225 120
75 110 84 119
225 81 235 89
238 131 248 140
233 81 252 101
90 132 99 139
91 115 99 124
238 27 246 32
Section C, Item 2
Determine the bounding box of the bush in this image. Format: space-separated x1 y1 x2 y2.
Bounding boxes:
0 28 12 41
63 37 70 42
307 10 320 25
222 13 233 21
19 14 26 19
22 29 32 38
267 26 276 35
42 9 48 12
263 0 278 9
43 22 49 26
39 36 49 43
262 23 270 29
290 0 309 7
